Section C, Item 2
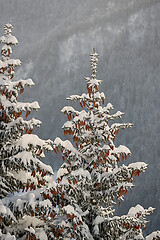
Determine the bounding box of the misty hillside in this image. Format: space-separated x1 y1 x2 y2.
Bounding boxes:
0 0 159 234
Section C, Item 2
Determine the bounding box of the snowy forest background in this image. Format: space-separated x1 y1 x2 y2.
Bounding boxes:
0 0 159 234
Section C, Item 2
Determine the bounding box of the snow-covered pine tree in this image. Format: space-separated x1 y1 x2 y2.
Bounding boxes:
52 49 160 239
0 23 56 239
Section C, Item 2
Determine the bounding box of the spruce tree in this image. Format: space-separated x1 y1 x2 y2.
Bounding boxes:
0 23 55 239
52 49 160 239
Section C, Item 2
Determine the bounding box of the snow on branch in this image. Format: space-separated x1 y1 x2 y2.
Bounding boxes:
0 199 16 222
93 215 105 235
57 167 68 179
128 162 148 172
0 22 18 46
111 145 131 156
0 59 21 68
85 77 103 87
111 123 133 130
128 205 155 218
0 95 40 112
9 151 53 174
108 111 125 120
0 231 16 240
12 134 53 153
4 117 41 130
0 35 18 46
146 230 160 240
71 168 91 180
10 78 35 89
61 106 79 115
2 189 53 218
53 137 78 156
67 92 105 103
63 205 81 219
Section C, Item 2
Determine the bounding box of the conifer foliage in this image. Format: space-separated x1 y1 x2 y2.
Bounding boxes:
0 23 54 239
53 49 160 239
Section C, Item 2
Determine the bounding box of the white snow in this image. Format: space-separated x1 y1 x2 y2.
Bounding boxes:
100 92 105 99
54 137 78 156
112 145 131 155
128 204 155 217
0 231 16 240
67 94 81 101
0 95 40 113
18 215 44 229
102 103 114 112
63 205 82 221
57 167 68 178
146 230 160 240
9 151 53 174
0 78 35 92
0 35 18 46
93 216 105 235
128 162 147 170
0 59 21 68
128 204 144 217
61 106 79 115
24 227 35 234
0 200 16 221
86 77 102 87
102 145 110 151
0 202 7 214
111 123 133 129
12 170 37 185
93 215 104 225
5 117 41 130
71 168 91 180
109 111 125 119
62 121 73 128
14 134 53 152
35 229 48 240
